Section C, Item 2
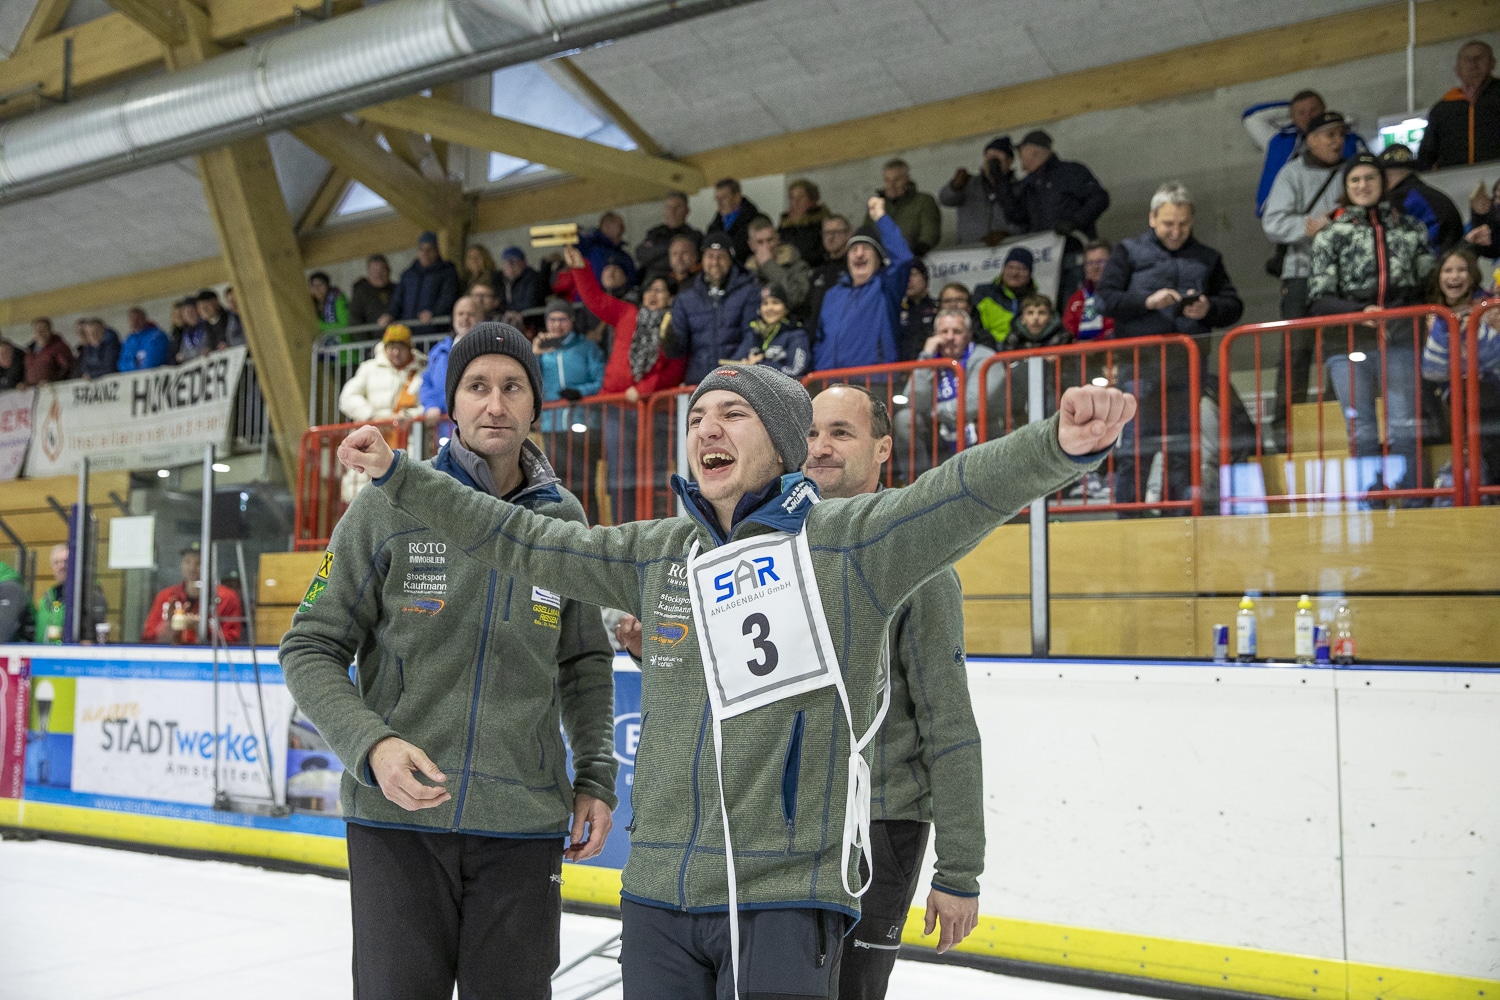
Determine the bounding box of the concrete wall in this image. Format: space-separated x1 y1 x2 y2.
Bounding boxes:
11 33 1498 356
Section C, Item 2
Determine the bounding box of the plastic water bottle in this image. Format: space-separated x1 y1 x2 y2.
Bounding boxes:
1333 602 1356 664
1294 595 1315 664
1236 595 1258 662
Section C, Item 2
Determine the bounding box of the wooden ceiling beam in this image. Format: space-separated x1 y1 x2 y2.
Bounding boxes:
104 0 190 46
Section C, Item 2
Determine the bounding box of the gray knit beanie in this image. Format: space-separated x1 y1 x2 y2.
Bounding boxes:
445 321 544 420
687 364 813 474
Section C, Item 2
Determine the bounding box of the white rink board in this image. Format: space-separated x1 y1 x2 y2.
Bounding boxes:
914 659 1500 979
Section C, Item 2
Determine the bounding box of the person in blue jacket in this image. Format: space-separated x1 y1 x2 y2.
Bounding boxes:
577 213 638 287
1243 90 1363 217
419 296 482 417
667 233 761 384
732 283 810 377
381 232 459 327
534 300 606 434
813 196 913 372
118 308 172 372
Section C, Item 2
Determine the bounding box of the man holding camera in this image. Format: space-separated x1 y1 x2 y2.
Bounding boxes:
1098 181 1243 509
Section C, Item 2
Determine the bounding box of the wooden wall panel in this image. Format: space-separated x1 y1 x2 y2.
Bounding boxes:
258 552 324 607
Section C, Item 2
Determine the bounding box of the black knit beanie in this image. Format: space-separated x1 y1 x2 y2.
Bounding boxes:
445 322 544 420
687 364 813 474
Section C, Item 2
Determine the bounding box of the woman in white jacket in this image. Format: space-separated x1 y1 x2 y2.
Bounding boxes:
339 324 426 501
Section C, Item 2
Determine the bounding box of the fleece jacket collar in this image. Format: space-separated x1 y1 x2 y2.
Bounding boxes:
435 438 562 505
669 471 820 546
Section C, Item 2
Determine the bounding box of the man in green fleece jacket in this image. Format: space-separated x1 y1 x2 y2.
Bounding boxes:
280 323 617 1000
338 364 1134 1000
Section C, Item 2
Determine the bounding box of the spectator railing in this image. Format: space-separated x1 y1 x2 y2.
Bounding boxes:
640 386 697 520
1217 306 1466 513
308 319 452 427
535 392 642 525
803 359 966 488
974 334 1203 517
1466 299 1500 505
293 417 413 551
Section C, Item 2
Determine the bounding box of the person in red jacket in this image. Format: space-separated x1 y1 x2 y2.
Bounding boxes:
562 245 685 523
23 318 75 386
1061 239 1117 342
140 546 244 645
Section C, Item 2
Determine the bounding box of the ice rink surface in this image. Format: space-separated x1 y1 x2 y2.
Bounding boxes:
0 838 1134 999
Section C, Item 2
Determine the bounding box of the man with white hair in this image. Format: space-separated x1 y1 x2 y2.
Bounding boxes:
1098 181 1244 510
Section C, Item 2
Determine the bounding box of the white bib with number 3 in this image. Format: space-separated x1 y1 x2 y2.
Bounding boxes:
686 528 889 995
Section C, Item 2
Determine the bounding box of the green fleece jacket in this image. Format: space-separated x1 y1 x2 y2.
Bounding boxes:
372 415 1094 916
279 440 617 837
873 568 984 897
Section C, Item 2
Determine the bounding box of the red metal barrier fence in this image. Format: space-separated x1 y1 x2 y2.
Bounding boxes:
974 334 1202 517
1465 299 1500 506
1217 305 1465 513
293 418 411 551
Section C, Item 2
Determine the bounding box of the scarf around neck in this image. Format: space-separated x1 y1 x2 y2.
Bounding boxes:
629 305 666 381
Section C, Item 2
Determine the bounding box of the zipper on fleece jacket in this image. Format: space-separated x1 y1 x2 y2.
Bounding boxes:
676 700 712 910
452 569 499 828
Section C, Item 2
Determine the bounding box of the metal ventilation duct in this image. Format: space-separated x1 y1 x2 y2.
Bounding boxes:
0 0 755 203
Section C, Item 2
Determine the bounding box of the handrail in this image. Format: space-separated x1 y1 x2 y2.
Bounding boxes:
973 334 1202 516
1217 305 1465 510
292 416 410 551
1466 299 1500 505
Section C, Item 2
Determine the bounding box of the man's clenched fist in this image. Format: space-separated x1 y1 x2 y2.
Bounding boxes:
1057 385 1136 456
338 425 398 480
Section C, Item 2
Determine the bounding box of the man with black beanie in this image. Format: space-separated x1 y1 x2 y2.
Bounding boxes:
281 321 618 1000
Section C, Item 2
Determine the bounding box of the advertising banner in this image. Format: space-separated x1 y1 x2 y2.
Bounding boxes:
26 347 247 477
0 654 27 798
0 388 33 482
924 232 1068 302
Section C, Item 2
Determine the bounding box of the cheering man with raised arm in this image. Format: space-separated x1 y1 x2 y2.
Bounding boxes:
338 360 1134 1000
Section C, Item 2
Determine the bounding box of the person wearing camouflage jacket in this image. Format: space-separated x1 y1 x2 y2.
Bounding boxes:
335 363 1134 1000
1310 153 1436 496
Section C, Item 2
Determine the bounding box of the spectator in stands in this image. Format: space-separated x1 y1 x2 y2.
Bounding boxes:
1099 181 1244 508
706 177 761 265
381 232 459 327
663 234 702 287
1416 41 1500 170
1243 90 1362 217
806 214 852 341
732 284 809 377
224 287 239 315
73 319 120 379
1063 240 1116 341
1379 144 1464 252
195 289 244 352
533 298 606 462
898 259 938 361
497 246 547 316
0 340 23 390
0 559 33 644
349 254 394 328
1003 131 1111 301
1005 295 1070 352
744 216 811 314
309 272 349 331
936 282 980 340
469 282 500 322
1262 110 1351 450
141 545 243 645
170 298 199 357
1463 178 1500 259
23 318 73 386
667 233 760 385
118 308 171 372
636 192 701 280
1422 248 1500 481
421 295 482 417
973 248 1037 348
463 244 500 296
1312 153 1436 498
941 137 1021 246
563 244 683 522
778 179 830 268
862 158 940 256
814 198 913 371
340 324 428 501
35 543 107 645
891 308 1004 481
572 211 635 287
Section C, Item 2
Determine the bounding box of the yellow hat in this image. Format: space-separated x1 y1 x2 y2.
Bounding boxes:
382 323 413 345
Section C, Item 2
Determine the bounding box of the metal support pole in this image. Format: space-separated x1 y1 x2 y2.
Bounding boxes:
199 445 215 644
1027 357 1050 657
70 458 89 644
1407 0 1416 114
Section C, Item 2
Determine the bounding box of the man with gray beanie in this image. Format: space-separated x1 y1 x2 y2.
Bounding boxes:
337 364 1136 999
281 321 617 1000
